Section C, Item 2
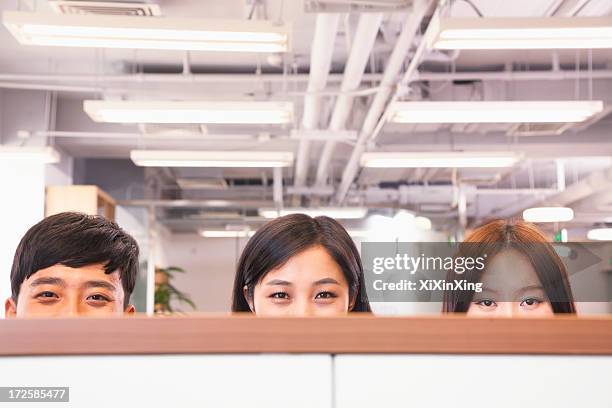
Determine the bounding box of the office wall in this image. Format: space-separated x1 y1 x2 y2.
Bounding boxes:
0 90 49 305
0 163 45 303
155 233 445 314
157 234 248 312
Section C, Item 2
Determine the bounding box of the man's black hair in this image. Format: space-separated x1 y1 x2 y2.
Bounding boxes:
10 212 139 307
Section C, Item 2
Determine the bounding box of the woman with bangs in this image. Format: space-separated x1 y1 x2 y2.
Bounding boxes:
232 213 371 316
443 219 576 316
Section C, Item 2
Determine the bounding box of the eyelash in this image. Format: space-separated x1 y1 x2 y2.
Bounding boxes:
315 291 337 300
35 291 58 300
474 298 544 308
475 299 496 308
87 294 111 302
268 291 339 300
520 297 543 307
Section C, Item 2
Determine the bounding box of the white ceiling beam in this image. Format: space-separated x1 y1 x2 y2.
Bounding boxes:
335 0 435 204
314 12 384 187
292 14 341 195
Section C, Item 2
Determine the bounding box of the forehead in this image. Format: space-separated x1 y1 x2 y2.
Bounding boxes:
24 263 121 287
480 249 541 290
261 246 346 285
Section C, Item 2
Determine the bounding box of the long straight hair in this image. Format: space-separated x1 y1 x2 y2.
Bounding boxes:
443 219 576 314
232 214 371 312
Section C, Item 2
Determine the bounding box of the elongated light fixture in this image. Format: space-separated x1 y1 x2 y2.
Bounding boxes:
84 100 294 125
429 15 612 50
523 207 574 223
130 150 294 168
388 101 604 124
587 228 612 241
2 11 290 52
200 230 255 238
360 152 521 168
0 146 60 164
259 207 368 219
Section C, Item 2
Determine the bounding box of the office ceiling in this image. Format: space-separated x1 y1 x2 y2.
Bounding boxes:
2 0 612 233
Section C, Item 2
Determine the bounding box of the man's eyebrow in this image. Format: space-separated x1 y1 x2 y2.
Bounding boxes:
29 277 65 287
83 280 117 291
265 279 292 286
314 278 340 285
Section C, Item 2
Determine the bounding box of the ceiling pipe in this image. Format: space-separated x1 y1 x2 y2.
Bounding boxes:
33 130 256 141
490 166 612 219
335 0 435 204
6 68 612 93
541 166 612 207
0 73 384 84
314 12 384 187
551 0 595 16
292 14 341 199
415 69 612 82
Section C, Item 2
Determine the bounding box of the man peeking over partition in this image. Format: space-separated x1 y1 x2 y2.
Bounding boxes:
5 212 139 318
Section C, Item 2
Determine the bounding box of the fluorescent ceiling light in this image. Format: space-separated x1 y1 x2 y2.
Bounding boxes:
415 216 432 231
0 146 60 164
522 207 574 223
259 207 368 219
429 16 612 50
346 229 368 238
130 150 294 168
388 101 604 124
200 230 255 238
84 100 294 125
2 11 290 52
360 152 521 168
587 228 612 241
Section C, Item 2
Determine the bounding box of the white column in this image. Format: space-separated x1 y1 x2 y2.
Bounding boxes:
0 162 46 310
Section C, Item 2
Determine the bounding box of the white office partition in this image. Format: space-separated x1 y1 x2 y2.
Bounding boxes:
2 354 333 408
334 354 612 408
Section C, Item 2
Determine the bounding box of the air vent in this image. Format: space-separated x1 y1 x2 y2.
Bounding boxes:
49 1 161 16
186 212 242 220
305 0 411 12
507 123 573 137
176 178 229 190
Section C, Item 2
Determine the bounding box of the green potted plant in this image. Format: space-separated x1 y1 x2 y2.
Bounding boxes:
154 266 196 314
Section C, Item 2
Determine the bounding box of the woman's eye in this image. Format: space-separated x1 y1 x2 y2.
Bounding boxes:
269 292 289 299
315 291 337 300
475 299 497 308
520 297 542 309
87 294 110 302
36 291 58 299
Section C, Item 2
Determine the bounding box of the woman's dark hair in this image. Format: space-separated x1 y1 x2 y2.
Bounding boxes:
443 219 576 314
232 214 371 313
10 212 139 307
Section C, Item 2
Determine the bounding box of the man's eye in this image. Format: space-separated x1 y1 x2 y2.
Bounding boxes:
36 291 58 299
475 299 497 308
315 291 337 300
270 292 289 299
87 294 110 302
520 297 542 308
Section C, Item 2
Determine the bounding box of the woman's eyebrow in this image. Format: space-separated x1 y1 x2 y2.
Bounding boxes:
513 285 544 296
314 278 340 285
479 287 500 295
265 279 292 286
